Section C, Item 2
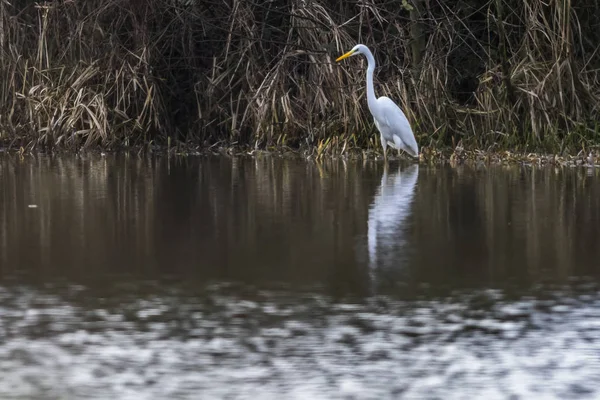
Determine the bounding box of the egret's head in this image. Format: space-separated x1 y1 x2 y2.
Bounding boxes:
335 44 368 62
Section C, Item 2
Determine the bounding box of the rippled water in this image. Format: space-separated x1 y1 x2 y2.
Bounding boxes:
1 153 600 399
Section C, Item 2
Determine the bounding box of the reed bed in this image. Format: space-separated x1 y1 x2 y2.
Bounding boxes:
1 0 599 156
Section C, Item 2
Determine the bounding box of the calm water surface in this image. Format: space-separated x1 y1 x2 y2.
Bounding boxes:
1 153 600 399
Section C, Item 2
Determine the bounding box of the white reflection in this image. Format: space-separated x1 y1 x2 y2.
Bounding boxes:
367 164 419 270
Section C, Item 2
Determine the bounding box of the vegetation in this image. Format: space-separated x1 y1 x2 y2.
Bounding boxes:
1 0 600 158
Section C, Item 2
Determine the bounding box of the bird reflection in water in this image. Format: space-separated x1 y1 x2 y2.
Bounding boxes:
367 164 419 289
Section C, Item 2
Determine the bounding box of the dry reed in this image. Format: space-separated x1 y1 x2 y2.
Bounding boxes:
0 0 599 156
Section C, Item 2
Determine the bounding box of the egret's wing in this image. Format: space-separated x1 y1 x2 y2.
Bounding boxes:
377 97 419 156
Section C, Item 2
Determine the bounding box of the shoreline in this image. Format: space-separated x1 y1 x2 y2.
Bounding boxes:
1 139 599 168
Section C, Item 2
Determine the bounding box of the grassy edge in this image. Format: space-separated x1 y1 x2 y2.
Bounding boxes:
2 135 599 168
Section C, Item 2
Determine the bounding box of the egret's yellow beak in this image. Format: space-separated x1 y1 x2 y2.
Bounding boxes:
335 50 355 62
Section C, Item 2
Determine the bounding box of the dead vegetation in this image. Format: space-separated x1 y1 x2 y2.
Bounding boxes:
0 0 599 156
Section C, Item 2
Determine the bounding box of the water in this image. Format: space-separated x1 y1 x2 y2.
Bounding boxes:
1 153 600 399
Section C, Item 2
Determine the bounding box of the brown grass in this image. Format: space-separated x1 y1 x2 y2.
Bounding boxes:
1 0 599 155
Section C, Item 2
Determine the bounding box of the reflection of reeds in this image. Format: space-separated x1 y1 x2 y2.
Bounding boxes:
0 154 159 274
412 166 600 283
0 154 382 286
1 154 598 285
1 1 599 152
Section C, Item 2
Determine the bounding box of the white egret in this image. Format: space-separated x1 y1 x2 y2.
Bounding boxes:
336 44 419 160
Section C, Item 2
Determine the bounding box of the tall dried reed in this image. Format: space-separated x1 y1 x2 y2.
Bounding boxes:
0 0 599 154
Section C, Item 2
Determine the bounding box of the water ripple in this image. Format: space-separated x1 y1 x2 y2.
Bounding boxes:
0 283 599 399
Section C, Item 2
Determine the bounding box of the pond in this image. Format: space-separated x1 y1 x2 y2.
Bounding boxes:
1 153 600 399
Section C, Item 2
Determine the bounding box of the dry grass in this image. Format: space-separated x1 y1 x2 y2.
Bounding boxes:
1 0 599 155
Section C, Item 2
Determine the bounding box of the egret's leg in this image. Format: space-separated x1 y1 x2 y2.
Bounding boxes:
392 135 408 158
380 134 387 162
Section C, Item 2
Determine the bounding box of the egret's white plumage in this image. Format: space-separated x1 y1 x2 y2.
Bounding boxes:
336 44 418 159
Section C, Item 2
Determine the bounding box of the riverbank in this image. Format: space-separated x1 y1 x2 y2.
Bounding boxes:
2 137 599 169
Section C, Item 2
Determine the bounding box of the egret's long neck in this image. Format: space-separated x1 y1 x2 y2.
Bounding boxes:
364 49 377 113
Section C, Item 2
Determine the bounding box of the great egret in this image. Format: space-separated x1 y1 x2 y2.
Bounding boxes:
336 44 419 160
